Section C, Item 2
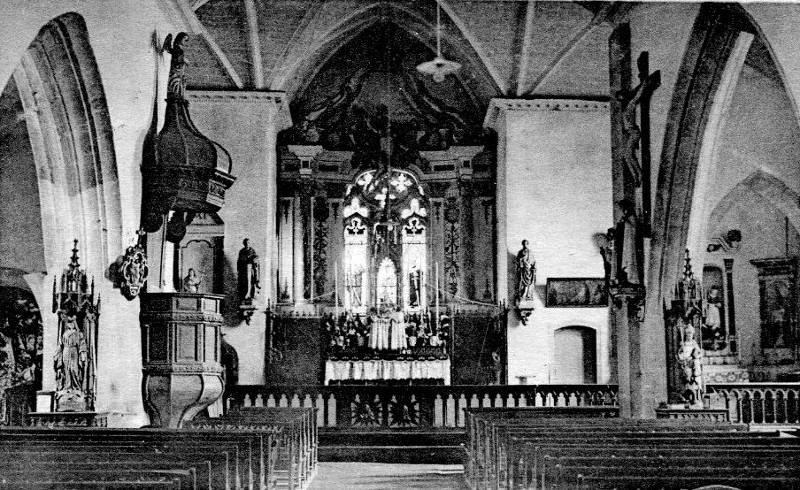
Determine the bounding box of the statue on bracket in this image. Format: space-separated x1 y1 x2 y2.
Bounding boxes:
237 239 260 324
516 240 536 301
515 240 536 324
52 240 100 412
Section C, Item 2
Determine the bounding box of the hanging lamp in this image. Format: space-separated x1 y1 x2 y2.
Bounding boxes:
416 0 461 82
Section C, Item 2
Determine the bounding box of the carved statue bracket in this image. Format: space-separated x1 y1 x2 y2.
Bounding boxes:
117 234 148 300
609 284 646 322
515 300 535 325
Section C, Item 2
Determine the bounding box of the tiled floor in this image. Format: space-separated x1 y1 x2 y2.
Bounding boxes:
308 463 466 490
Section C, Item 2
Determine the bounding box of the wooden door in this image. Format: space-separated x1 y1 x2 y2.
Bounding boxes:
553 327 596 384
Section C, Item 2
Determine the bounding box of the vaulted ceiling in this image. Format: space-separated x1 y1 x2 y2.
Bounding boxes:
181 0 633 106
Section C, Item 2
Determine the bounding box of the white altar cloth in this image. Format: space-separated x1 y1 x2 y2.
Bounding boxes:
325 359 450 385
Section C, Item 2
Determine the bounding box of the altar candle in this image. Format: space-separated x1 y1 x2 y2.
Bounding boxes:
335 261 339 319
435 261 440 328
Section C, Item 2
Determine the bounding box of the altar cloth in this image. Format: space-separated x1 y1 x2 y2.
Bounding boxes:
325 359 450 385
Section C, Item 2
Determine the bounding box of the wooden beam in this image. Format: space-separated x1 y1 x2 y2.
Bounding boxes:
243 0 264 89
515 0 537 96
191 0 212 10
439 0 508 95
176 0 244 89
523 3 614 95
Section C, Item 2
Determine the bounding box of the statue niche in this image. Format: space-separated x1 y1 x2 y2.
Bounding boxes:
52 241 99 412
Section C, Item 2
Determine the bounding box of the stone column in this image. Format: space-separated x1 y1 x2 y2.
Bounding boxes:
186 91 291 385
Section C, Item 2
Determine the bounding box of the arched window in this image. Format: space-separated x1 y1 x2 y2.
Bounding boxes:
342 168 428 311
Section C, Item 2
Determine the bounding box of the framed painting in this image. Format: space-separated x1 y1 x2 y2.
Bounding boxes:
545 278 607 307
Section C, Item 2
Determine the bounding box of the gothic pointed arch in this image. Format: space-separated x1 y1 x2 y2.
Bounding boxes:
650 4 766 302
277 1 500 105
10 12 122 276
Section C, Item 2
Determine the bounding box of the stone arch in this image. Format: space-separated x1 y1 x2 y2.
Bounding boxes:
707 170 800 234
650 4 758 302
275 1 500 103
11 12 122 279
3 12 123 398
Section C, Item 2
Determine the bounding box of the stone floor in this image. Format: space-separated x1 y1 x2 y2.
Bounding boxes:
307 463 466 490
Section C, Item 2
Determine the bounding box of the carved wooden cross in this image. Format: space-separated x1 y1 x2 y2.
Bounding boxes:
618 52 660 236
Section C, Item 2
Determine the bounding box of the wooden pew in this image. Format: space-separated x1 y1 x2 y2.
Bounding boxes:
0 427 280 490
463 407 800 490
192 406 318 490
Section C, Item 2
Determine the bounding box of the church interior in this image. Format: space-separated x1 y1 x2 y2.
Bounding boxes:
2 0 800 488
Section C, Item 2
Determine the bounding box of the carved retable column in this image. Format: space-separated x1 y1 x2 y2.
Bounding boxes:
140 292 224 428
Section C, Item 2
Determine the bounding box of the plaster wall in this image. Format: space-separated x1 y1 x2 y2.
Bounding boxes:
495 102 612 385
187 91 290 386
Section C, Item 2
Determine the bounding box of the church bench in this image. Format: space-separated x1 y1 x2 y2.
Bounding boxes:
463 410 798 490
514 440 800 490
0 436 241 489
514 438 800 481
0 462 198 489
0 428 280 490
571 474 800 490
0 468 192 489
217 406 318 490
0 449 226 489
470 423 748 488
540 457 800 489
0 426 284 489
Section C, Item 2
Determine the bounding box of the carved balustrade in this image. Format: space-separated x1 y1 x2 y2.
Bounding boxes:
225 384 618 430
708 383 800 425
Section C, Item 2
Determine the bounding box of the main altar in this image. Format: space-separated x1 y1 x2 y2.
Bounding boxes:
266 60 506 388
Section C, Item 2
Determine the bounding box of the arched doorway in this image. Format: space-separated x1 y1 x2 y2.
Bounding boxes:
553 326 597 384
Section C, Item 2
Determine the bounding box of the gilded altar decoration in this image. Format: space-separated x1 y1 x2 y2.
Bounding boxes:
237 239 261 324
119 243 148 300
52 240 100 412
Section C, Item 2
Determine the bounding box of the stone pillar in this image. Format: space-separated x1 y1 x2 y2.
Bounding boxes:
610 286 646 417
186 91 291 385
484 99 612 385
140 292 224 428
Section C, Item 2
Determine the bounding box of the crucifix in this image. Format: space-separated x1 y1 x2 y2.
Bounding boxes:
617 52 660 237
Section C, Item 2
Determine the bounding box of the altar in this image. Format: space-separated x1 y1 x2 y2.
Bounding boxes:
325 359 451 385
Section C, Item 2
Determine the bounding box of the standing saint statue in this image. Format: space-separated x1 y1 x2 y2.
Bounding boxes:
237 239 260 303
615 199 643 285
677 323 703 406
54 314 88 396
516 240 536 301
